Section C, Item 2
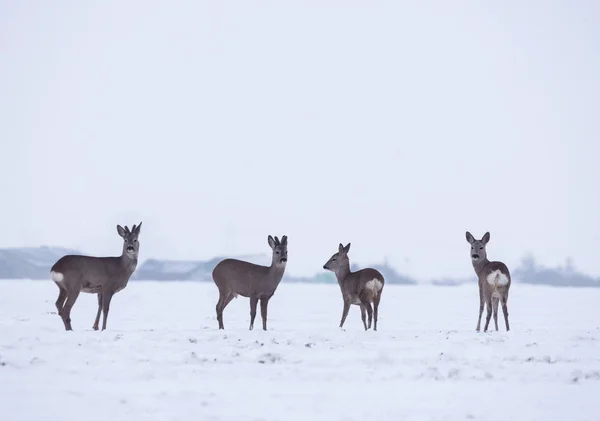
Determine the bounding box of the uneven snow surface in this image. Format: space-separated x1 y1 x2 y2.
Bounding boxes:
1 280 600 421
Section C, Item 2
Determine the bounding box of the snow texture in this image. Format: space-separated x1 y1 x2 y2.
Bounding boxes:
1 280 599 421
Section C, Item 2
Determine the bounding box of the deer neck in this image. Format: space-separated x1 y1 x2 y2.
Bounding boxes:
120 248 139 275
334 262 352 286
267 257 286 283
472 257 489 277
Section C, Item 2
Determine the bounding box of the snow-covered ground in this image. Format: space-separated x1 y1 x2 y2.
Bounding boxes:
1 280 599 421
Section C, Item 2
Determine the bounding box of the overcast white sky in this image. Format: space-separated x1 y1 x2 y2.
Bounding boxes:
1 1 599 280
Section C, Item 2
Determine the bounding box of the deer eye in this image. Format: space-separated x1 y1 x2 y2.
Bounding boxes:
276 251 280 254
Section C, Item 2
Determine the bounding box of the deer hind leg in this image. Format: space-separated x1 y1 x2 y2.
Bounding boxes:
216 290 236 330
373 290 382 331
483 295 493 332
93 292 103 331
476 283 484 332
359 291 374 330
215 290 229 330
492 295 500 331
54 284 67 316
501 291 510 331
359 305 367 330
61 287 81 331
249 296 259 330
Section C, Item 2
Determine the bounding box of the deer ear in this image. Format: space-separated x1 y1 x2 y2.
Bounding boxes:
482 232 490 244
135 221 142 234
117 225 127 238
465 231 475 244
343 243 351 253
280 235 287 246
338 243 344 254
268 235 276 249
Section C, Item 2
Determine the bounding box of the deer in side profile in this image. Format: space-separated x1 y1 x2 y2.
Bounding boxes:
465 231 511 332
323 243 384 331
212 235 288 331
50 222 142 331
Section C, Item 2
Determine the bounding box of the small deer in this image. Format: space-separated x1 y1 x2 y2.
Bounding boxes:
323 243 384 331
50 222 142 331
212 235 288 331
465 231 511 332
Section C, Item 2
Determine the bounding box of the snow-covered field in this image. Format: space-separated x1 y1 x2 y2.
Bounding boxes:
1 280 599 421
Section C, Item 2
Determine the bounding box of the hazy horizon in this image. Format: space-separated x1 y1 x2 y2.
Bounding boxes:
1 2 599 281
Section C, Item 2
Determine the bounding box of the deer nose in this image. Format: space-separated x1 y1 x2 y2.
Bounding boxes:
322 264 327 269
472 254 479 259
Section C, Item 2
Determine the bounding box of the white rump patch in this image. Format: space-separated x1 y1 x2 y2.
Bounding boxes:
486 270 509 287
365 279 383 293
50 271 64 284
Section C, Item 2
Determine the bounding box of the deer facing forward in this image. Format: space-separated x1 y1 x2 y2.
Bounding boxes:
212 235 288 331
465 231 511 332
323 243 384 331
50 223 142 331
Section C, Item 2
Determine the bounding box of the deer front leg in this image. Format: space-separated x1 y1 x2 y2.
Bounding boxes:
260 297 269 331
339 301 350 329
93 292 103 331
101 291 114 331
476 282 484 332
249 296 259 330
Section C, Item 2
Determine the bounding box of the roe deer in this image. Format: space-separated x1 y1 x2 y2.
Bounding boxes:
50 222 142 331
323 243 384 331
465 231 511 332
212 235 288 330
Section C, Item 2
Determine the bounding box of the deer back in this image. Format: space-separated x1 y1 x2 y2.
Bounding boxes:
52 254 137 293
341 268 384 303
212 258 279 297
475 260 511 292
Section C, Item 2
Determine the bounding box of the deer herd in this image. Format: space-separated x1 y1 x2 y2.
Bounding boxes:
50 223 511 334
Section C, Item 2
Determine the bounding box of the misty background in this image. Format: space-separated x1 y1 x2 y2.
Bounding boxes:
1 2 599 284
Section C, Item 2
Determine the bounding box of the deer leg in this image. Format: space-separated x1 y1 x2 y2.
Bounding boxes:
476 283 484 332
359 305 367 330
101 291 114 331
492 296 499 331
483 296 493 332
216 292 235 330
93 292 103 331
260 297 270 331
359 295 373 330
249 296 258 330
373 290 381 331
55 286 67 316
216 291 227 329
339 301 350 329
61 288 81 331
501 293 510 331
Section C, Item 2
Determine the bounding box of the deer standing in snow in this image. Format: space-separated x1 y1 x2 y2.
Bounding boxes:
323 243 384 331
465 231 511 332
212 235 288 330
50 223 142 331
